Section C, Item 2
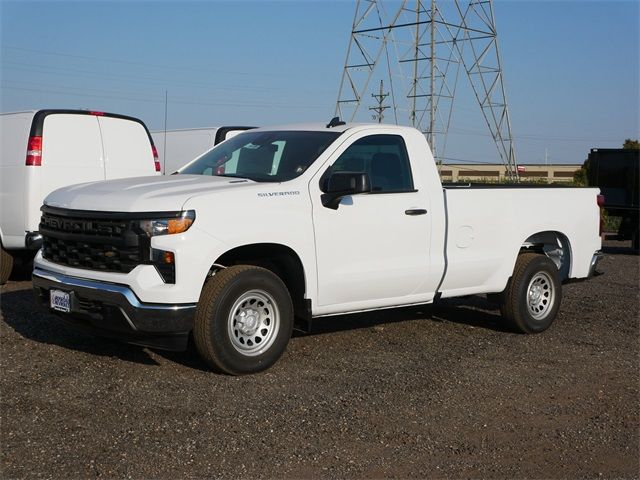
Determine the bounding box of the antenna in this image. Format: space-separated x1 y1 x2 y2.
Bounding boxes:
326 116 346 128
163 90 168 174
336 0 519 180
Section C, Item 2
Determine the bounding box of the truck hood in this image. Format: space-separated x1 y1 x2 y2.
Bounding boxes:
44 174 258 213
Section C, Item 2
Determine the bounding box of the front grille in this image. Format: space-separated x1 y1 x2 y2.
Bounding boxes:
43 236 141 272
40 208 147 274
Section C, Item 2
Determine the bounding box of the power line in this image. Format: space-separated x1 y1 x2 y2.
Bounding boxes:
439 156 494 164
446 127 624 143
0 60 304 94
0 85 328 110
1 45 281 78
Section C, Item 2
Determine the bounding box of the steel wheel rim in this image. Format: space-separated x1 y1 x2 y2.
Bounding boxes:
227 289 280 356
527 272 555 320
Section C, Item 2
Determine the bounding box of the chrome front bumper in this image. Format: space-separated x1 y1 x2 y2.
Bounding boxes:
32 268 197 350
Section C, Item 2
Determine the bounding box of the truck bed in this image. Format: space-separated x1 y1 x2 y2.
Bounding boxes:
438 186 601 298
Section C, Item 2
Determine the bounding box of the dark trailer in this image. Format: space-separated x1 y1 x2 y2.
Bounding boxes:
587 148 640 250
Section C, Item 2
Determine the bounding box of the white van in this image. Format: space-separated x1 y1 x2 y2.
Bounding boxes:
0 109 160 283
152 126 254 174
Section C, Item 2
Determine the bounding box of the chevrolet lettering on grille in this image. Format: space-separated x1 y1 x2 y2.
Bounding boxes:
42 216 124 236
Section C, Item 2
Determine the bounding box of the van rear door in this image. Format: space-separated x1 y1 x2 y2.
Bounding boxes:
26 114 104 231
99 116 156 180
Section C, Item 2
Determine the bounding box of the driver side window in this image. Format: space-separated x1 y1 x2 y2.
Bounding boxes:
322 134 414 192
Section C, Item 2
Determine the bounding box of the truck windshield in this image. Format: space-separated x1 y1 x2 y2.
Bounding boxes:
179 130 340 182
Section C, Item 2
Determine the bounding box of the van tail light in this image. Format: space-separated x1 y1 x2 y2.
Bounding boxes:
597 194 605 236
26 136 43 166
152 145 161 172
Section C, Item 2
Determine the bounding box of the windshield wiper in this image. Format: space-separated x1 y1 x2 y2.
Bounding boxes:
214 173 252 180
214 173 279 183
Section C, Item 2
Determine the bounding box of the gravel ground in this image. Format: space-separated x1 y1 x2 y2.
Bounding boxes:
1 241 638 479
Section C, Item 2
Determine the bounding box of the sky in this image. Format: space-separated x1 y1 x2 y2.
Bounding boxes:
1 0 638 166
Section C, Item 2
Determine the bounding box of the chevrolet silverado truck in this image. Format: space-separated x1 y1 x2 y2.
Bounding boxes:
32 121 603 375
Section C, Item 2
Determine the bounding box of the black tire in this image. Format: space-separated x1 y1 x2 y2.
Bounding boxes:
632 229 639 252
0 247 13 285
499 253 562 334
193 265 294 375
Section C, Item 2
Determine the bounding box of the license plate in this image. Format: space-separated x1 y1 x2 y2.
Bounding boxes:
50 289 71 313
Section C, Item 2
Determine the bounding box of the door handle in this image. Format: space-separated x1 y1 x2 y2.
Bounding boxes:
405 209 428 216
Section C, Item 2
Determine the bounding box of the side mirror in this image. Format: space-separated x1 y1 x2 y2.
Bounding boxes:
321 171 371 209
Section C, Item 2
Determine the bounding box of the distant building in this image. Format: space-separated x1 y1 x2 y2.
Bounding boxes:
439 164 580 183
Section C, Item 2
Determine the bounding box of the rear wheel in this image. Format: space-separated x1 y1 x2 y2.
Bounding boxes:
500 253 562 333
193 265 293 375
0 247 13 285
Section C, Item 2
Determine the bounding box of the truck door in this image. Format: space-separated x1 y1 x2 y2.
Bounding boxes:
310 132 431 308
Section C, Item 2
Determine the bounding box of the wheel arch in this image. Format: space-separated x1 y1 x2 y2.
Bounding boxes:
520 230 572 281
212 243 309 320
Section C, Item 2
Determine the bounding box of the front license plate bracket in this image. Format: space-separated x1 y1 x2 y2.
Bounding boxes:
50 289 71 313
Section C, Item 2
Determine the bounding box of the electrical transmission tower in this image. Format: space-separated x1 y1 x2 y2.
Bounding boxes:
335 0 519 180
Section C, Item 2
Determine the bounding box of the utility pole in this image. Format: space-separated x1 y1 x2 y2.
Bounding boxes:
369 80 390 123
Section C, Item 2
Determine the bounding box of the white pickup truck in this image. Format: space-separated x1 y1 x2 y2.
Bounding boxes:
32 121 603 375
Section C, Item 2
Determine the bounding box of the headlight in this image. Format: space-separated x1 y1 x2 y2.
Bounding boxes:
139 210 195 237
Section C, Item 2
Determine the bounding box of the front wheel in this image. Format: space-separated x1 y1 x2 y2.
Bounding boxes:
499 253 562 334
193 265 293 375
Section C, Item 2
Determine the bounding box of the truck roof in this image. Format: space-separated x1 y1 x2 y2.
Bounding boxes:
251 122 410 134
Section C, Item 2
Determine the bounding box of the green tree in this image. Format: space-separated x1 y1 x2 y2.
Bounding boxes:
623 139 640 149
573 158 589 186
573 164 588 186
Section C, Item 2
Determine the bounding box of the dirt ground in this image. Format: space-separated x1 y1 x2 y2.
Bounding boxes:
1 240 638 479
